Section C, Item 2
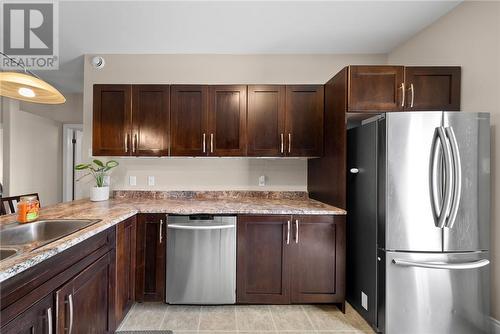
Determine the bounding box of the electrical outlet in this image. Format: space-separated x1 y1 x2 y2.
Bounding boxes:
129 176 137 186
258 175 266 187
148 176 155 186
361 291 368 310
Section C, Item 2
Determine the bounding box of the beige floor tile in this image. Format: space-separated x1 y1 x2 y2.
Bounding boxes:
119 302 167 331
303 305 360 331
236 305 276 331
199 305 237 330
161 305 201 330
270 305 314 331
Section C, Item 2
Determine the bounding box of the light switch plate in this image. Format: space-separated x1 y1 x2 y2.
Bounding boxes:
129 176 137 186
148 176 155 186
259 175 266 186
361 291 368 310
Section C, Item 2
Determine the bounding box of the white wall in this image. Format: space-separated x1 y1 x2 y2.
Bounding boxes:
20 93 83 124
388 1 500 321
83 53 386 192
2 98 63 206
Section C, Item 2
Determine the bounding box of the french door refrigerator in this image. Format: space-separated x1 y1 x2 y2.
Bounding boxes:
347 112 490 334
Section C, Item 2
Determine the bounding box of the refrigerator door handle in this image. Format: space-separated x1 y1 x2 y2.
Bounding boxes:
445 126 462 229
392 258 489 270
430 130 443 222
432 127 454 228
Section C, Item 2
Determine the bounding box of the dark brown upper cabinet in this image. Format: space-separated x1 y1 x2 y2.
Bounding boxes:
247 85 286 157
170 85 209 156
404 66 461 111
93 84 170 156
132 85 170 156
208 85 247 156
285 85 324 157
348 66 405 112
93 84 132 156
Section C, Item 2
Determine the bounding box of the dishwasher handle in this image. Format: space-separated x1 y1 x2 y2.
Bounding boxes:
167 224 235 230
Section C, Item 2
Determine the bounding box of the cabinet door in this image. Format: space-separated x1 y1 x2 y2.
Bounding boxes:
1 294 53 334
93 84 132 156
208 85 247 156
247 85 286 156
132 85 170 156
115 217 136 325
170 85 209 156
405 66 461 111
56 253 113 334
290 215 345 304
135 214 166 302
236 215 291 304
348 66 405 112
285 85 324 157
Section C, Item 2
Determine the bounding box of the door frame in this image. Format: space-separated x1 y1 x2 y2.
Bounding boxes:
63 124 83 202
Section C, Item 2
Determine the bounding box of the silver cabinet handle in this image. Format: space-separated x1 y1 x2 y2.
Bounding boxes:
435 127 454 228
133 134 137 153
68 293 74 334
295 219 299 244
125 134 128 153
202 133 206 153
288 133 291 154
393 258 489 270
400 83 405 107
280 133 284 154
47 307 53 333
286 220 290 245
445 127 462 229
159 219 163 243
210 133 214 153
410 83 415 108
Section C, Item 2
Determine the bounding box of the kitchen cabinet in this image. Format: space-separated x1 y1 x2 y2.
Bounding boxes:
290 215 345 305
135 213 166 302
247 85 286 156
236 214 345 309
348 66 405 112
208 85 247 156
115 216 136 325
236 215 291 303
55 253 113 334
93 84 170 156
0 294 53 334
285 85 324 156
404 66 461 111
93 84 132 156
132 85 170 156
170 85 209 156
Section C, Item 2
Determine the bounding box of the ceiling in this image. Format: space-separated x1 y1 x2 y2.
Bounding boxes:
32 0 461 93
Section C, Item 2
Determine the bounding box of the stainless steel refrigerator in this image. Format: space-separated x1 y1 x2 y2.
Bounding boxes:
347 112 490 334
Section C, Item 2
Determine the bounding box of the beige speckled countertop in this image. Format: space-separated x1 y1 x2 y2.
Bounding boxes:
0 191 345 282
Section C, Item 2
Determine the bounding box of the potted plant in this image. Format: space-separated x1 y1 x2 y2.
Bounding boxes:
75 159 119 202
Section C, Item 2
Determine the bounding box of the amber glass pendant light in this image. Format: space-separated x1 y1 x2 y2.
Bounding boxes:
0 52 66 104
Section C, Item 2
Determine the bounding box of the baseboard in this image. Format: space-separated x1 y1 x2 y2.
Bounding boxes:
492 316 500 334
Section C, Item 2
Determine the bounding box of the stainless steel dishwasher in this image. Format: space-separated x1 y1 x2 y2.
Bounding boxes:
166 215 236 304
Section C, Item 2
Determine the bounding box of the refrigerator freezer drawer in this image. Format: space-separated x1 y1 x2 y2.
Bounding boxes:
381 251 490 334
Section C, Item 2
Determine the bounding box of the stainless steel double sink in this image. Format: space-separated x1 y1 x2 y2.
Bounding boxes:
0 219 101 261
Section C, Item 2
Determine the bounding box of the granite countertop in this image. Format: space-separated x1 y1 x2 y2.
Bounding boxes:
0 191 345 282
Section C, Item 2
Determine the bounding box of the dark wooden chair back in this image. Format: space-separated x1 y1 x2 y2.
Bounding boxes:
0 193 40 215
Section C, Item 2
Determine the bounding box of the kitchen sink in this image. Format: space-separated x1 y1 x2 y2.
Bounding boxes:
0 219 101 247
0 248 18 261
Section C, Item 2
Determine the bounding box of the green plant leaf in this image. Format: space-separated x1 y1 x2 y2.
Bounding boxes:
93 159 104 167
106 160 119 168
75 163 90 170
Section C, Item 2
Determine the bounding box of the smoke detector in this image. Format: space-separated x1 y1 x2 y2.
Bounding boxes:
91 56 105 70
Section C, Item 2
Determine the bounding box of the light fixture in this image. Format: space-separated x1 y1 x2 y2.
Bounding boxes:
0 52 66 104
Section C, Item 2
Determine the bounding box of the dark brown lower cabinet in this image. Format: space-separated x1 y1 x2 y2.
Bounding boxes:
0 294 53 334
55 253 113 334
115 216 136 324
237 215 345 310
135 213 166 302
237 215 291 304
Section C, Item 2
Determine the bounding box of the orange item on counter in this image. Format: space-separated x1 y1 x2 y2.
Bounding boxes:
17 196 40 223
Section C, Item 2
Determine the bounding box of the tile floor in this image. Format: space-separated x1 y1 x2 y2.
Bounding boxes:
117 303 375 333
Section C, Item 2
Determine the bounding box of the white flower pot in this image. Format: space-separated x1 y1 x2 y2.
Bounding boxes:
90 186 109 202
